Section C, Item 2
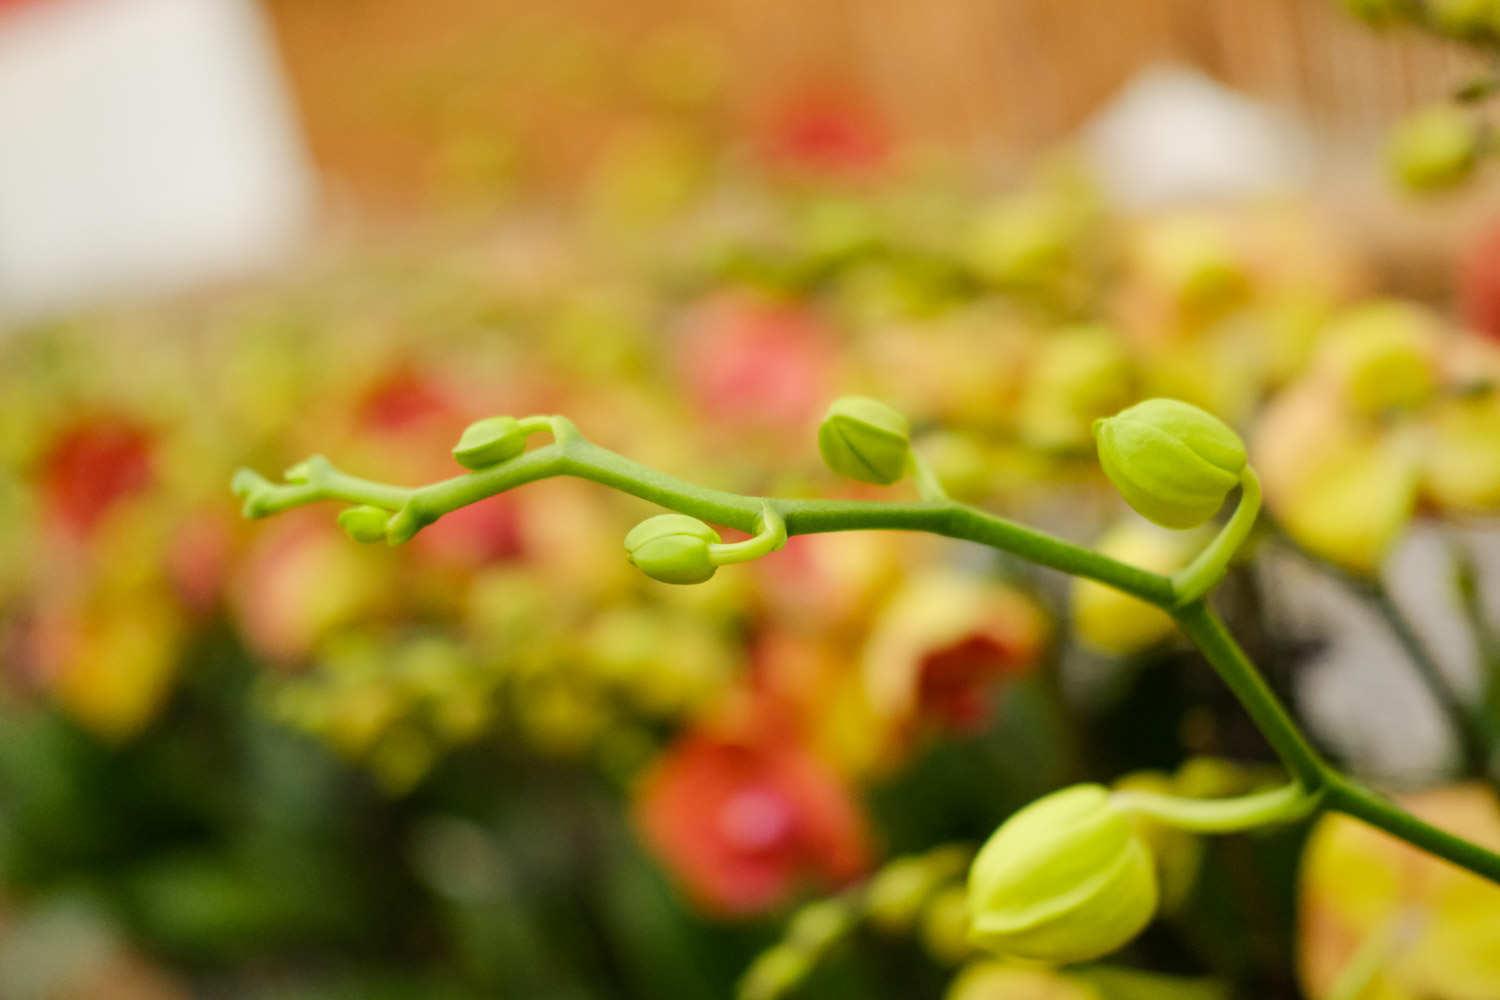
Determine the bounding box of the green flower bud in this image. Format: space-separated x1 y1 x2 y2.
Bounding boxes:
920 885 974 964
738 944 814 1000
865 856 937 932
786 898 854 954
624 513 721 584
1387 106 1479 194
968 784 1158 964
453 416 528 470
338 505 390 544
231 468 275 518
1093 398 1247 529
1316 301 1439 415
818 396 911 485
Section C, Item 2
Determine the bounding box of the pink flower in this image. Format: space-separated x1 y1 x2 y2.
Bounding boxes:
636 721 872 916
679 294 836 430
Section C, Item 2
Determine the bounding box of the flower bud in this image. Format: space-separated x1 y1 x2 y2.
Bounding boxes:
624 513 721 584
231 468 274 518
738 944 813 1000
338 505 390 544
1019 324 1134 451
453 416 528 470
818 396 911 485
1135 215 1245 315
968 784 1158 963
1093 398 1247 529
1316 301 1440 415
920 885 974 964
1387 106 1479 194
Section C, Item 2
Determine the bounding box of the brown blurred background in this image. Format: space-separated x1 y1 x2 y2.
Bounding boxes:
265 0 1484 208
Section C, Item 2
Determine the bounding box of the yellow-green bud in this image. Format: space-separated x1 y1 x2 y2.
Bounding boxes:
738 944 813 1000
1317 301 1439 415
817 396 911 485
1387 106 1480 194
453 416 528 470
786 898 854 954
624 513 721 584
920 885 974 964
968 784 1158 964
1093 399 1247 529
338 505 390 544
865 856 936 932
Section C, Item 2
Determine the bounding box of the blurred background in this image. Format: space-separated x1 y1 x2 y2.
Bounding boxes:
4 0 1500 997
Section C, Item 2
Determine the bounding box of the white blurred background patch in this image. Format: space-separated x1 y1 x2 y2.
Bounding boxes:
0 0 313 319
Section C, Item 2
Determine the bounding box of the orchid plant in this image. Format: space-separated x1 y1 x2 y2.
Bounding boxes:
232 394 1500 971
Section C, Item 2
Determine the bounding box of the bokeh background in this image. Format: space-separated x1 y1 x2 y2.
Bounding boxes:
4 1 1500 998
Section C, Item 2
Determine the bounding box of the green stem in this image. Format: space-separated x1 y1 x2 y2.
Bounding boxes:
1175 600 1500 884
1111 782 1320 833
908 451 951 503
1171 467 1261 606
1172 601 1328 791
1324 774 1500 883
232 415 1500 886
1367 581 1496 782
235 426 1176 604
1275 529 1498 785
710 503 787 565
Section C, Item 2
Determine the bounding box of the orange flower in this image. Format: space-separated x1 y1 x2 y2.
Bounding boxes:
863 572 1047 732
636 722 872 916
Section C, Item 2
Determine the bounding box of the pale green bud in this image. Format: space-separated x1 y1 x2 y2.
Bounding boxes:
738 944 813 1000
786 898 854 953
920 885 974 964
1387 106 1479 194
624 513 721 584
818 395 911 485
338 505 390 544
1317 301 1439 415
231 468 275 518
453 416 528 470
968 784 1158 964
1093 399 1247 530
864 856 936 932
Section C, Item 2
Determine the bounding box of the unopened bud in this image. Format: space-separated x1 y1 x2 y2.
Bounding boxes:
968 784 1158 963
338 505 390 544
818 396 911 485
1094 399 1247 529
1388 106 1480 194
453 416 529 470
624 513 720 584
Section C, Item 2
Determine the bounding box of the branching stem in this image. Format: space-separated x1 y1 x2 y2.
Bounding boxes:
232 414 1500 885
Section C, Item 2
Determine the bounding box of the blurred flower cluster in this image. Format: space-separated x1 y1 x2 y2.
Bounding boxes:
4 133 1500 996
